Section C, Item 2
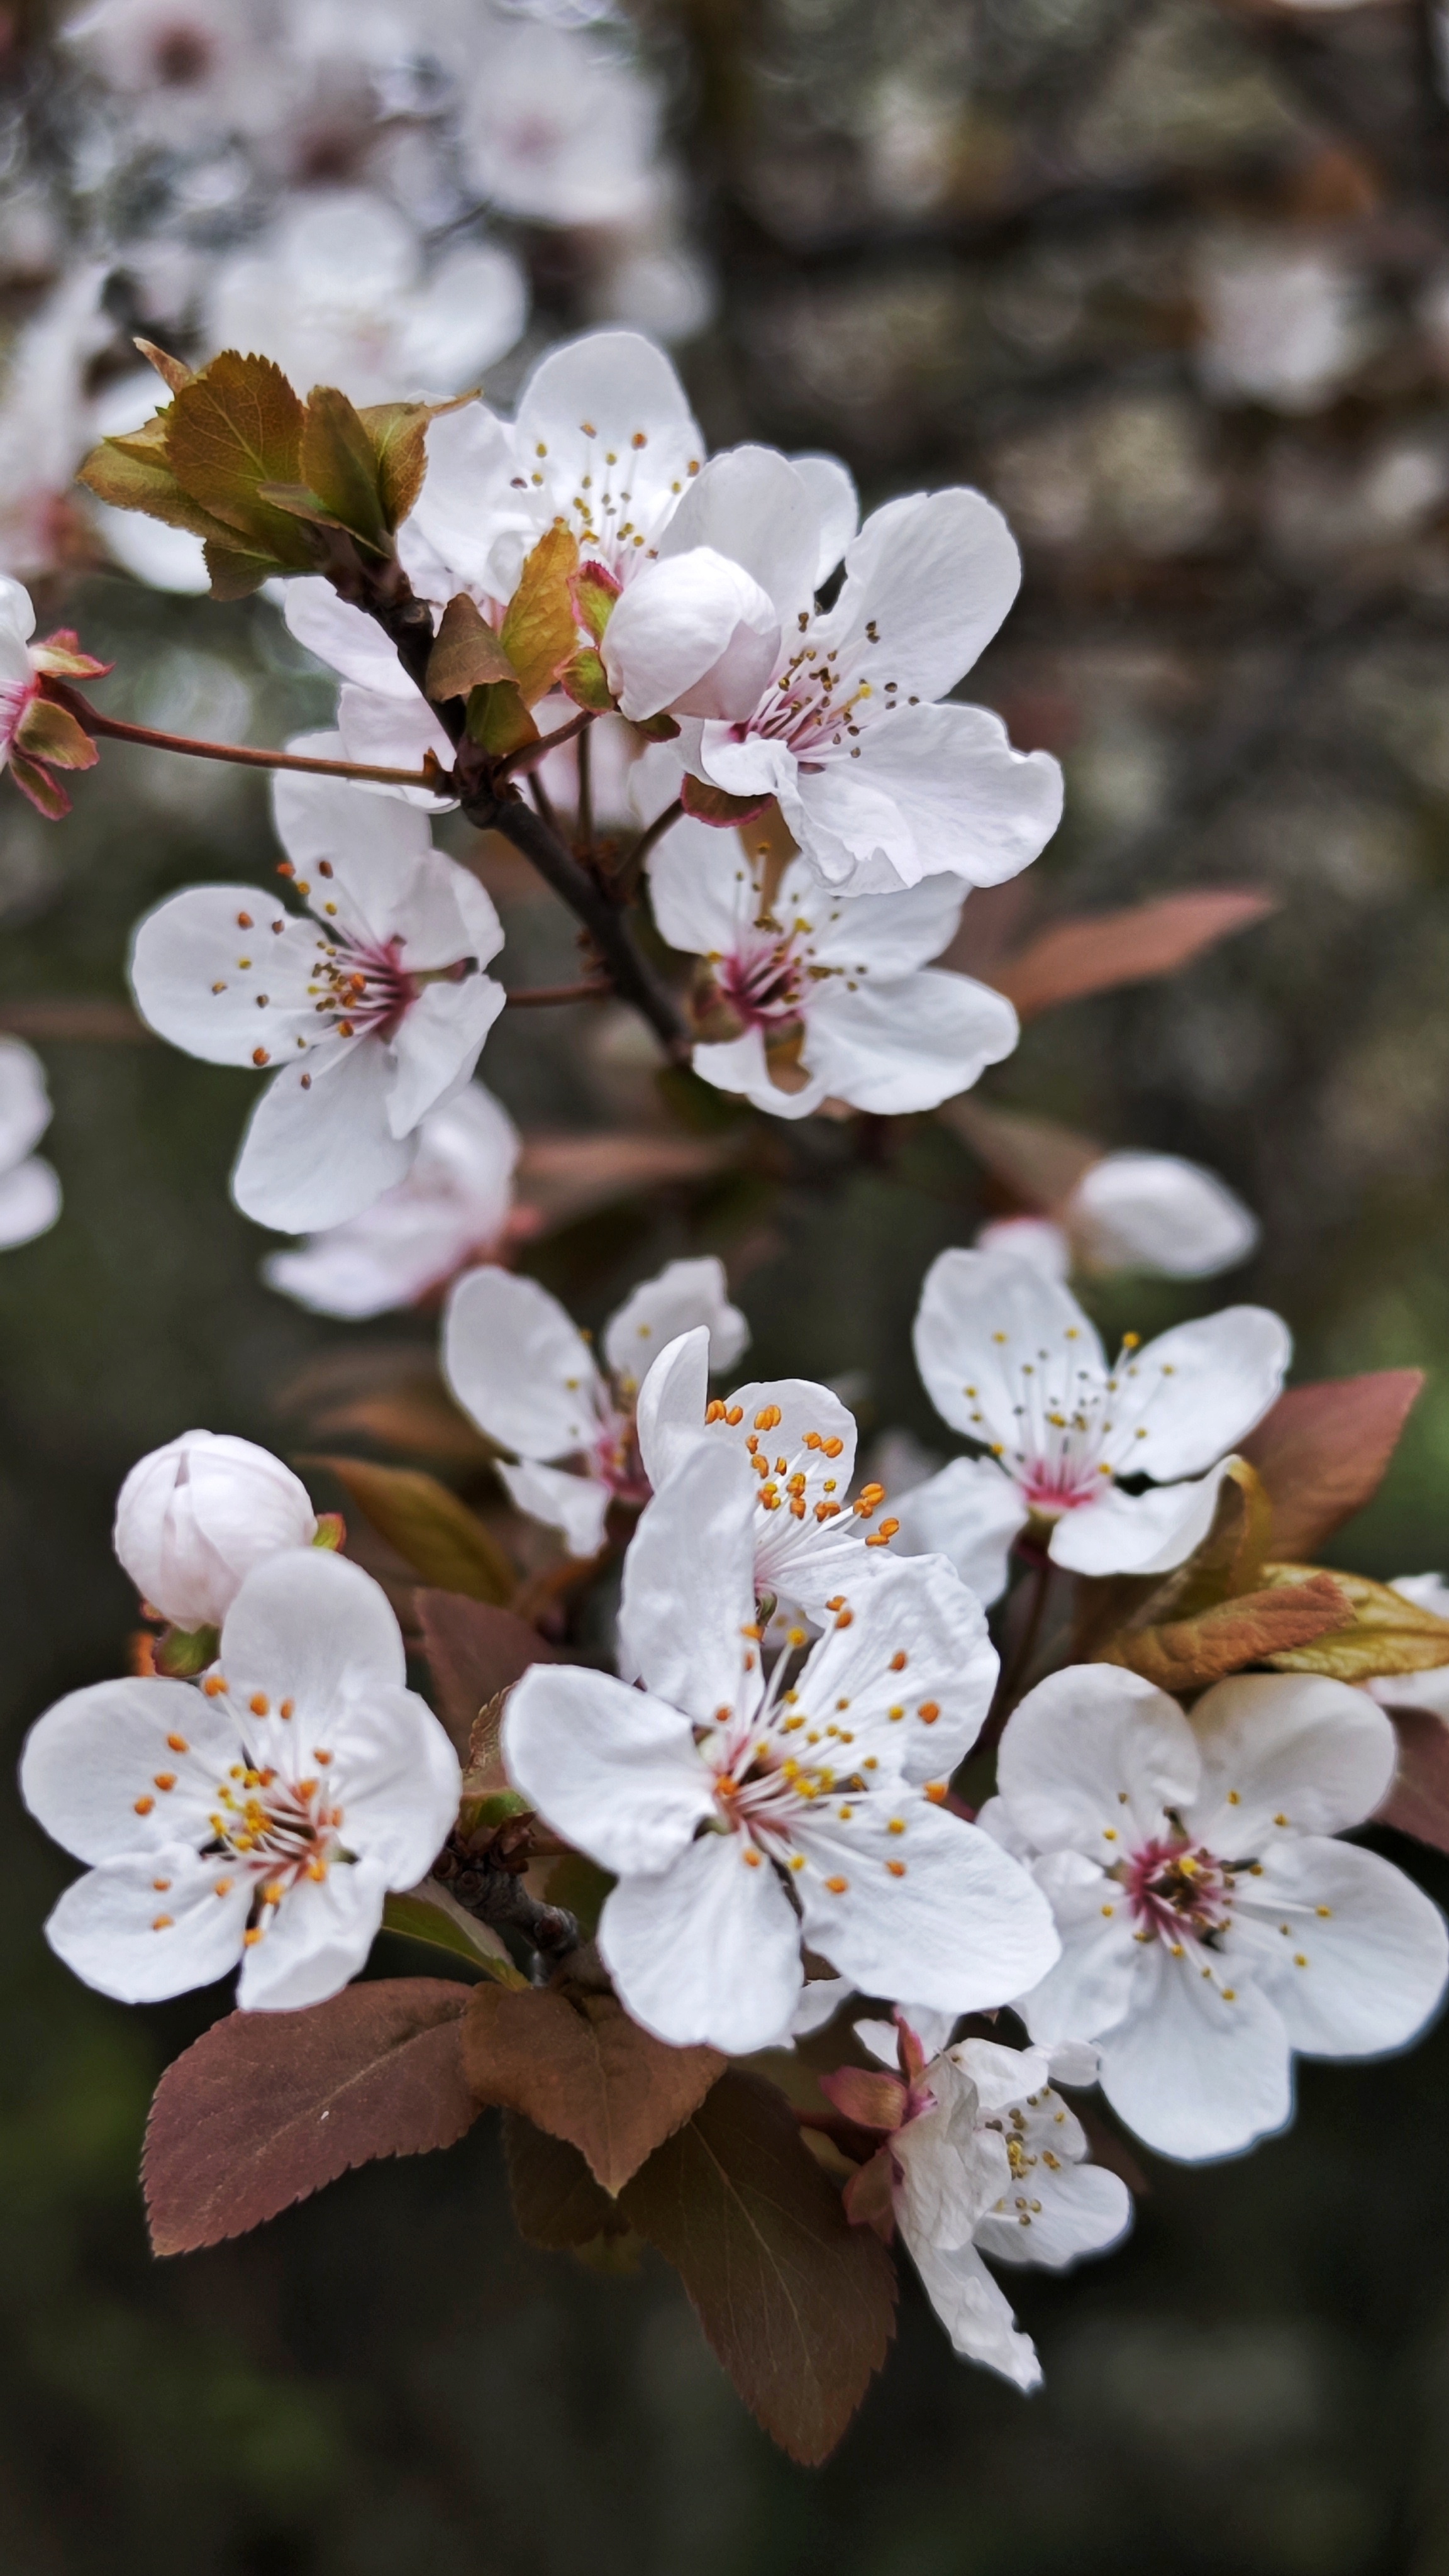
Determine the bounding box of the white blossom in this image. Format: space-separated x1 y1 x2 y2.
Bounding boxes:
262 1082 519 1319
650 814 1018 1118
113 1430 319 1630
443 1258 749 1557
0 1036 62 1248
894 1247 1290 1606
61 0 284 147
128 750 505 1233
1196 235 1370 414
21 1548 461 2009
504 1440 1057 2053
0 265 111 580
982 1665 1449 2160
977 1151 1259 1283
458 9 663 227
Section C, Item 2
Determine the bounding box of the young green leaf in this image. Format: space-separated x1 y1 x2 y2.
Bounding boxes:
14 699 98 772
466 678 538 760
143 1979 479 2255
165 350 314 569
464 1985 724 2195
618 2072 898 2465
356 393 474 531
500 523 581 706
1260 1563 1449 1680
307 1457 515 1604
381 1885 527 1981
299 384 391 552
1241 1371 1425 1560
76 432 246 550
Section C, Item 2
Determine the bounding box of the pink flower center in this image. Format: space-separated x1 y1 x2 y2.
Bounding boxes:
735 638 878 768
316 933 421 1042
1124 1835 1233 1947
716 931 806 1035
0 670 38 764
591 1410 650 1507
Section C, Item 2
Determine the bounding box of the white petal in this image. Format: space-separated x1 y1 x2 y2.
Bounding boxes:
790 452 859 582
951 2035 1054 2114
647 813 756 958
975 1218 1072 1282
602 1255 750 1391
336 684 455 809
219 1548 406 1718
396 242 528 388
659 445 821 622
496 1457 611 1558
1188 1671 1396 1848
45 1850 250 2004
236 1859 391 2011
599 1828 804 2053
792 1550 999 1782
402 398 522 599
1047 1463 1234 1580
799 869 965 978
1014 1852 1143 2048
856 2004 961 2064
792 1975 853 2038
835 702 1063 892
1101 1307 1291 1483
443 1267 606 1460
282 579 421 698
913 1248 1104 1446
996 1663 1200 1855
804 970 1019 1115
0 1033 51 1165
602 548 780 723
384 977 506 1139
697 1373 869 1618
820 488 1024 701
307 1684 460 1888
232 1043 412 1233
904 2226 1041 2391
1367 1667 1449 1718
21 1675 242 1863
1231 1836 1448 2057
271 750 435 884
977 2158 1132 2271
635 1325 711 1491
114 1430 318 1630
129 886 319 1064
1095 1945 1292 2162
1068 1152 1259 1279
617 1440 762 1723
504 1663 713 1876
0 1154 60 1245
891 1457 1026 1609
692 1028 826 1122
795 1802 1060 2017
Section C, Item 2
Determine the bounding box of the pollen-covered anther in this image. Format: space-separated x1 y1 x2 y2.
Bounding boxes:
824 1874 848 1894
166 1733 188 1753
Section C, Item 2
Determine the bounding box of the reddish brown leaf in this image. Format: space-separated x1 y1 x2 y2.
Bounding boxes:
143 1979 479 2255
682 774 774 826
503 2111 634 2248
306 1456 515 1604
1379 1709 1449 1854
1241 1372 1424 1560
463 1985 723 2194
1103 1572 1353 1693
426 593 517 701
514 1129 726 1230
414 1589 558 1759
618 2072 897 2465
938 1095 1102 1213
989 889 1277 1021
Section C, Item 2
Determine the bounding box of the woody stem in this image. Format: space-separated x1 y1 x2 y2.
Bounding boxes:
48 689 441 789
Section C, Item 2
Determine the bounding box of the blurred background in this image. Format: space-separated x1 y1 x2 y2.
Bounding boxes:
6 0 1449 2567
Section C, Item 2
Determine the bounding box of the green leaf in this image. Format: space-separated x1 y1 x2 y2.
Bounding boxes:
203 538 289 601
307 1457 515 1603
617 2072 897 2465
463 1984 723 2194
466 679 538 760
165 350 315 569
560 647 614 713
1260 1563 1449 1680
301 384 391 551
77 431 246 550
571 559 621 643
426 593 518 702
153 1621 219 1678
381 1886 526 1982
357 393 474 531
501 523 581 706
143 1979 480 2254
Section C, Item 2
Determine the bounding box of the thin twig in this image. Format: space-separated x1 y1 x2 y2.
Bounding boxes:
505 979 613 1008
433 1834 579 1977
527 763 562 838
576 717 594 855
52 690 445 790
608 796 684 901
495 706 594 782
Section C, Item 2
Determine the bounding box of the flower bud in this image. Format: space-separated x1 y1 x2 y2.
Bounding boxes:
113 1431 318 1629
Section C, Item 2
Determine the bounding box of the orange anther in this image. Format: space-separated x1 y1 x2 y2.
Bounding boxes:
726 1406 743 1426
824 1874 848 1894
203 1675 228 1696
753 1405 782 1432
250 1693 269 1716
152 1914 174 1929
742 1847 762 1867
918 1702 940 1724
166 1733 189 1753
705 1400 727 1423
314 1748 333 1765
152 1877 171 1892
826 1596 846 1613
823 1438 844 1458
236 911 253 928
252 1047 270 1066
834 1609 854 1629
889 1651 908 1672
306 1859 327 1880
789 1499 806 1519
214 1877 233 1896
923 1782 948 1804
153 1772 176 1791
133 1795 154 1815
886 1860 907 1879
243 1928 264 1946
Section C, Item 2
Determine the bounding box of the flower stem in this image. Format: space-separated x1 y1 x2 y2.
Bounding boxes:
48 688 443 789
607 796 684 901
981 1553 1053 1753
495 706 595 782
505 979 613 1008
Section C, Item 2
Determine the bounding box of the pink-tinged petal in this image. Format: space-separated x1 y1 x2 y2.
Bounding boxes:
21 1675 241 1864
385 977 505 1139
804 970 1019 1116
602 548 781 723
794 1803 1060 2016
1101 1307 1291 1483
891 1457 1026 1609
283 579 421 698
219 1548 406 1721
0 1154 59 1245
818 488 1023 701
231 1042 411 1233
997 1663 1199 1855
497 1457 611 1557
129 886 319 1065
599 1828 804 2053
635 1326 711 1491
790 452 858 582
1230 1836 1447 2057
45 1850 251 2004
236 1858 391 2011
443 1266 605 1459
504 1663 713 1875
1093 1945 1292 2162
976 1217 1072 1280
914 1246 1105 1446
1188 1671 1396 1849
842 702 1063 891
602 1255 748 1390
659 445 821 622
902 2226 1041 2390
1047 1463 1233 1580
618 1440 762 1724
793 1551 998 1782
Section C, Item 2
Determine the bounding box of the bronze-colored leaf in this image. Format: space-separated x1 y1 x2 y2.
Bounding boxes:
307 1457 514 1604
1070 1460 1273 1661
560 647 614 713
203 536 292 601
413 1589 557 1759
503 2111 635 2248
989 889 1277 1020
938 1095 1102 1212
1379 1709 1449 1853
1102 1571 1353 1692
1260 1563 1449 1680
165 350 314 567
618 2071 898 2466
356 393 474 531
514 1128 728 1230
682 773 774 826
500 523 582 706
464 1985 724 2194
426 593 517 701
299 384 389 551
76 433 244 548
133 336 194 392
143 1979 479 2255
14 699 98 772
466 677 538 758
1241 1371 1424 1560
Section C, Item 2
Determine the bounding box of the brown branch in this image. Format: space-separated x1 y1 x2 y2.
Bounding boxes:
495 706 594 782
432 1833 580 1975
504 979 613 1008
